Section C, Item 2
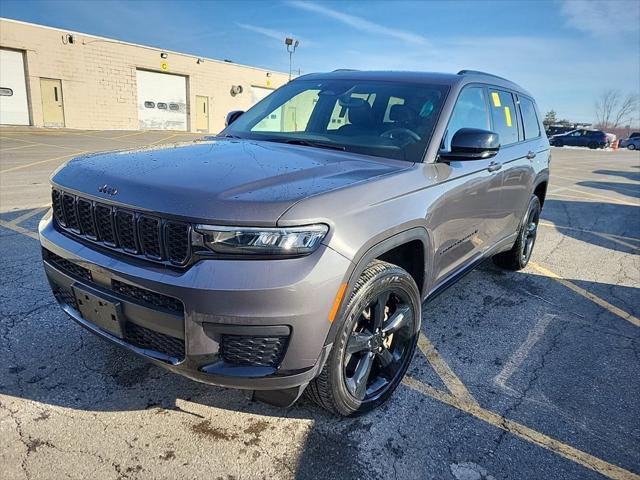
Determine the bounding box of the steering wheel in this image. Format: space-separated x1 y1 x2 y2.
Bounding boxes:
379 128 421 143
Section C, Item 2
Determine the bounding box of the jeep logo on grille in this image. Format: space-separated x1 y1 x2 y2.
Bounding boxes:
98 184 118 196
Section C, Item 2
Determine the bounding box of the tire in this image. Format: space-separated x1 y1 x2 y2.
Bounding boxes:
629 144 636 150
588 142 598 149
307 260 421 416
493 195 541 271
554 140 563 147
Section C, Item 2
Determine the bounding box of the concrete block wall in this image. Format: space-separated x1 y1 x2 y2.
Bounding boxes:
0 18 289 132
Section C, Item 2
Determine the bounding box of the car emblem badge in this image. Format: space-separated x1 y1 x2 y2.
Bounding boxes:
98 184 118 196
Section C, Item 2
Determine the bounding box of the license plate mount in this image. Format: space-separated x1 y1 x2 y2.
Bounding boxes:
73 284 124 338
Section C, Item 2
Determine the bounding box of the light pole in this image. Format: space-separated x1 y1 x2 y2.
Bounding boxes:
285 37 299 81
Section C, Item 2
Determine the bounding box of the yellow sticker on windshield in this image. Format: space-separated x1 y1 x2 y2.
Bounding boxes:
491 92 501 107
504 106 512 127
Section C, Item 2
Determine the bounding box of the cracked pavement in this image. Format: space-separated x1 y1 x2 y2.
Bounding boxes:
1 130 639 479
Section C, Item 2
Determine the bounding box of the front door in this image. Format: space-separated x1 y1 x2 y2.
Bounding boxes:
431 85 504 286
195 95 209 132
40 78 65 127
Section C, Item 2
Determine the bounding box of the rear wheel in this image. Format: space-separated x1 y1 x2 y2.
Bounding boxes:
588 141 598 149
307 260 420 416
493 195 541 271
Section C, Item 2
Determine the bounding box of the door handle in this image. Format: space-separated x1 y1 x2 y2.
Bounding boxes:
487 161 502 172
526 150 536 160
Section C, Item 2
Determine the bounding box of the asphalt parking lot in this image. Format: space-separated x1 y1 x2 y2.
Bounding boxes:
1 128 639 480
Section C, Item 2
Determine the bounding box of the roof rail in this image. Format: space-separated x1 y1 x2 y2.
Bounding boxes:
457 69 510 82
332 68 359 72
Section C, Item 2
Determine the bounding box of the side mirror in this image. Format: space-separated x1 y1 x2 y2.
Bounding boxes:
225 110 244 127
439 128 500 161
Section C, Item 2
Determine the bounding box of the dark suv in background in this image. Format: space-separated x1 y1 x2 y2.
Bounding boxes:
40 70 549 416
549 128 608 148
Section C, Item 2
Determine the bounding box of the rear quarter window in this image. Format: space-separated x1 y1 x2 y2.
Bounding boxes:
519 96 541 140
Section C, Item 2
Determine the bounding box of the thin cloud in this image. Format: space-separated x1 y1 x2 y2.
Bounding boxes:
561 0 640 37
236 22 316 46
288 1 430 46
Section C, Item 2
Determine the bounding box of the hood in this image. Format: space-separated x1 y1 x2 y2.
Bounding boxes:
51 139 409 225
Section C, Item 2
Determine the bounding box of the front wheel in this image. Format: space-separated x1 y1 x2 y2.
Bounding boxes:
628 143 636 150
307 260 421 416
493 195 541 270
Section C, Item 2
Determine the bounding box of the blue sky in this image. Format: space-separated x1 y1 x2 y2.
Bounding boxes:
2 0 639 123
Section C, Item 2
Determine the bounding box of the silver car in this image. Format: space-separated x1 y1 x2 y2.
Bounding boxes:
40 70 550 415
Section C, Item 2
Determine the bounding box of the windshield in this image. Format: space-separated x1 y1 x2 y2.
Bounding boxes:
222 79 449 162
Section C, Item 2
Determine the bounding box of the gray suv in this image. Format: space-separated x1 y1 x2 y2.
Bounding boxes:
40 70 550 416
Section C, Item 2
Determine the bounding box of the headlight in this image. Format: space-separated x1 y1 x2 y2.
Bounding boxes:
193 224 328 256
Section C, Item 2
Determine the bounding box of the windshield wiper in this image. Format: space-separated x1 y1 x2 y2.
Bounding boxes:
281 138 346 151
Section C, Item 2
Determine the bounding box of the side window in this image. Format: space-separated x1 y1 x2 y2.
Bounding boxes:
519 96 540 140
488 89 518 145
444 86 489 150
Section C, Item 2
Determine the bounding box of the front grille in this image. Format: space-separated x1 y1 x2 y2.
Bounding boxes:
77 199 97 239
115 210 137 252
51 188 191 265
62 193 80 232
220 335 288 368
111 279 183 314
123 322 185 361
44 250 93 281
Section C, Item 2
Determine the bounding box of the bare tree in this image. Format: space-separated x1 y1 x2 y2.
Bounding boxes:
595 90 639 130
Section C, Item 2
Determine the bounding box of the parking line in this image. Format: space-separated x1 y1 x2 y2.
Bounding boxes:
6 206 49 227
494 314 556 394
528 262 640 327
538 222 640 243
563 187 638 207
546 192 634 207
403 375 640 480
112 131 148 139
0 151 86 174
149 133 182 145
0 143 41 152
416 333 478 406
0 219 39 240
0 135 80 151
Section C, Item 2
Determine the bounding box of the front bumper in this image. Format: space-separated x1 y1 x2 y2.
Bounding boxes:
39 214 351 391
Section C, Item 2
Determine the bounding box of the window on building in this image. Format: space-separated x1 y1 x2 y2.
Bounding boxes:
519 96 540 140
488 89 518 145
444 87 490 150
169 103 180 111
0 87 13 97
157 103 167 110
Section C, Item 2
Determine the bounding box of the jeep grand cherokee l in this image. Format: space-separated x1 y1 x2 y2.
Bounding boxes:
40 70 549 416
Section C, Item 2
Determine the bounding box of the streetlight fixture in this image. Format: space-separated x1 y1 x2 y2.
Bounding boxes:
285 37 299 81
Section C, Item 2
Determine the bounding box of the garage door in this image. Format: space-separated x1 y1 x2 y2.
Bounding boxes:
136 70 187 131
0 49 30 125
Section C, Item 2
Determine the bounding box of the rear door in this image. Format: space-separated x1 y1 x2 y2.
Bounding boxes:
486 87 534 242
494 93 541 239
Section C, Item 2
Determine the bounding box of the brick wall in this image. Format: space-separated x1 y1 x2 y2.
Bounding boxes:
0 18 289 132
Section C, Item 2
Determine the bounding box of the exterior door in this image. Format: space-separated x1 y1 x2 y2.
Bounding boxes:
40 78 65 127
195 95 209 132
431 85 504 285
136 70 187 131
0 49 30 125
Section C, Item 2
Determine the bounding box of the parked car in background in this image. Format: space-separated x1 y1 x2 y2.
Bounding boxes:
549 129 608 149
620 137 640 150
546 125 574 137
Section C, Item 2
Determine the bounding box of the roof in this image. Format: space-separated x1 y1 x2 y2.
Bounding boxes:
296 70 531 97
